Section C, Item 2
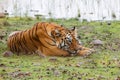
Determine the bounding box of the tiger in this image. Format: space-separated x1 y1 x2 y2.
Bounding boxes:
7 22 93 57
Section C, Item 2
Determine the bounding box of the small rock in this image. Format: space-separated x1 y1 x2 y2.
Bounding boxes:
91 39 103 45
32 63 41 66
0 35 4 40
0 63 6 67
10 72 31 78
3 51 13 57
54 70 60 76
80 26 88 29
97 75 106 80
76 64 81 67
76 62 83 67
49 57 58 62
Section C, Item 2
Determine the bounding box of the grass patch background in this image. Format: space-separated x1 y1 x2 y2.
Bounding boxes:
0 18 120 80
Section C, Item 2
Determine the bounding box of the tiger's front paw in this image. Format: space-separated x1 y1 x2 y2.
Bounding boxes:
77 48 95 56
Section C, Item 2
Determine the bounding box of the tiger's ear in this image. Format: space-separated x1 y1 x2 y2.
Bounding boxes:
60 24 64 27
71 26 76 31
71 26 78 38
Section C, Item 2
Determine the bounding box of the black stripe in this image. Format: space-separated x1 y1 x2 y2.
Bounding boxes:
19 32 24 50
9 37 13 51
43 23 56 44
28 30 38 49
12 35 17 52
13 33 19 54
15 33 21 52
21 32 29 52
32 24 40 42
35 23 49 48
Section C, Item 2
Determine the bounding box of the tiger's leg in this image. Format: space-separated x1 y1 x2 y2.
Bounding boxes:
77 46 94 56
38 46 70 57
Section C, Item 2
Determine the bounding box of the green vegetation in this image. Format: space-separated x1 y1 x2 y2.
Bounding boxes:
0 17 120 80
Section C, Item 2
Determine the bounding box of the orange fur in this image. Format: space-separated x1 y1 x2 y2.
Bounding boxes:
7 22 93 56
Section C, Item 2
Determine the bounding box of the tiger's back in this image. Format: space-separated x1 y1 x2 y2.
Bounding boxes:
7 22 70 56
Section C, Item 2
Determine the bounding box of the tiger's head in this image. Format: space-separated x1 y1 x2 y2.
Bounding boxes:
51 26 82 54
59 27 82 54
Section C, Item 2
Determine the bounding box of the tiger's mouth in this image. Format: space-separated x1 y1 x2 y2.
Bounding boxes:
67 50 78 54
58 42 79 54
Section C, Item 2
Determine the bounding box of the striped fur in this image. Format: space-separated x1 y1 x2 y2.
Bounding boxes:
7 22 94 56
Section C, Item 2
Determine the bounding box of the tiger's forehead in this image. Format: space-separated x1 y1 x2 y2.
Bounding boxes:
66 33 72 38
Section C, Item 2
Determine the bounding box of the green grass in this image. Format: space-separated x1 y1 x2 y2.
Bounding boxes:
0 18 120 80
